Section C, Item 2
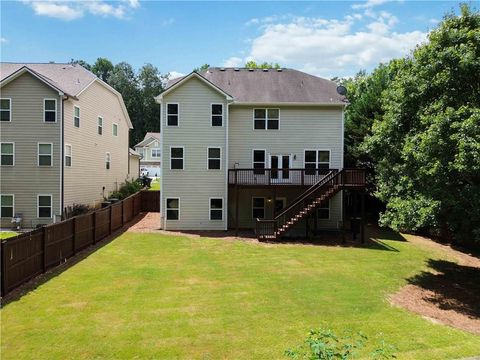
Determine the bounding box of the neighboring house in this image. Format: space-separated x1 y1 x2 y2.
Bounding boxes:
155 67 365 239
134 132 161 177
128 148 141 179
0 63 133 228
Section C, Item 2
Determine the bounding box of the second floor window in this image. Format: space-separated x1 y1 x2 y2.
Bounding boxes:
65 145 72 167
0 99 11 122
207 147 221 170
0 143 14 166
253 149 266 175
167 103 179 126
254 108 279 130
97 117 103 135
38 143 52 166
112 123 118 136
304 150 330 175
211 104 223 126
74 106 80 127
44 99 57 122
138 148 145 158
105 152 111 170
170 147 184 169
151 148 161 158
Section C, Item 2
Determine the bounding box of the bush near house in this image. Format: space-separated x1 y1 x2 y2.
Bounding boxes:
108 179 143 200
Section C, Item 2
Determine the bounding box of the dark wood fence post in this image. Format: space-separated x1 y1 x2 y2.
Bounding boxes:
42 226 47 272
121 200 124 226
92 212 97 244
1 240 6 296
72 217 77 255
109 206 113 235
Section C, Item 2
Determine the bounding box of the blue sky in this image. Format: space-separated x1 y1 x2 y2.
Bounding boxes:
0 1 470 78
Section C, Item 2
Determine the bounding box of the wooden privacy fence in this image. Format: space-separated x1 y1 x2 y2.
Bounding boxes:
1 190 159 297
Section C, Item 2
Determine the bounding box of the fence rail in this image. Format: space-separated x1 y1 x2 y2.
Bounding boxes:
1 190 160 297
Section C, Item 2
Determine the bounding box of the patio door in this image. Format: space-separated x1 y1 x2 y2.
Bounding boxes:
269 154 291 183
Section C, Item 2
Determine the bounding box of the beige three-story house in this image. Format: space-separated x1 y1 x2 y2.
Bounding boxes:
0 63 133 228
156 68 365 239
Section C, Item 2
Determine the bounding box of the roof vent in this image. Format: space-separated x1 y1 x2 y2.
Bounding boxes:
248 68 254 72
262 68 268 72
76 78 81 84
220 67 225 71
234 68 240 71
277 68 283 72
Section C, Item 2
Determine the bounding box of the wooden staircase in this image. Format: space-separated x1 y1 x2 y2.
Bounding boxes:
255 170 344 241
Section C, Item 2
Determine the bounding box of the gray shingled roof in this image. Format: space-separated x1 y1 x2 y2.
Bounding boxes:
1 63 96 97
144 132 160 141
167 68 346 104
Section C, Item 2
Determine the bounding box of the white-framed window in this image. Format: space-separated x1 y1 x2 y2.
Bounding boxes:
97 116 103 135
44 99 57 122
0 142 14 166
166 198 180 220
317 200 330 220
74 106 80 127
137 148 145 158
65 144 72 167
211 104 223 126
253 108 279 130
112 123 118 136
151 148 161 158
38 143 53 166
252 197 265 219
304 149 330 175
167 103 179 126
209 198 223 220
207 147 221 170
105 152 111 170
170 147 184 170
0 98 11 122
0 194 14 218
37 194 52 218
252 149 266 175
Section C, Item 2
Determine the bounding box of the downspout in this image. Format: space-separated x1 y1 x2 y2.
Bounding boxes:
60 95 65 220
224 101 231 231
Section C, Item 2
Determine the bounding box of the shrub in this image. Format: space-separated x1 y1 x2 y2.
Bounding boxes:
108 179 143 200
285 328 396 360
64 203 92 219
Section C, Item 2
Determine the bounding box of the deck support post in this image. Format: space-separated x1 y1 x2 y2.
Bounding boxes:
313 208 318 238
342 190 347 243
235 184 239 237
361 190 365 243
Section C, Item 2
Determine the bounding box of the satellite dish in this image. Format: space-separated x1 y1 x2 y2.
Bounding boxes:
336 85 347 96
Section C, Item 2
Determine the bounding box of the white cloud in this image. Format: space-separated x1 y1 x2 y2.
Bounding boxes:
161 17 175 26
223 57 243 67
0 37 8 44
352 0 389 10
22 0 139 21
167 71 185 80
233 12 426 78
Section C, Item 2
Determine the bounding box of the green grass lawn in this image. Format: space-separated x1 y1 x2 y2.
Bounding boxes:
1 231 479 359
149 178 160 191
0 231 17 240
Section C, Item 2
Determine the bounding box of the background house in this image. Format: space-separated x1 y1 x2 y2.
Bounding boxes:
0 63 132 228
128 148 141 179
134 132 161 177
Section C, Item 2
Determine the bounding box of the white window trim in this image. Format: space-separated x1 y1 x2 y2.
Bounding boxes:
112 122 118 136
65 144 72 167
253 108 280 131
37 194 53 219
252 149 267 169
38 142 53 167
0 98 12 122
43 98 57 123
0 194 15 218
97 116 103 135
73 105 80 128
304 149 331 169
165 197 180 220
209 197 224 221
151 148 161 159
166 103 179 127
105 152 111 170
169 146 184 170
252 196 266 220
317 199 331 220
0 142 15 166
210 103 224 127
207 146 222 170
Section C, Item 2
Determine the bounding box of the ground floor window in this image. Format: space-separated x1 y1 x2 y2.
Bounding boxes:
0 194 14 218
317 200 330 220
252 197 265 219
166 198 180 220
38 195 52 218
209 198 223 220
274 197 286 214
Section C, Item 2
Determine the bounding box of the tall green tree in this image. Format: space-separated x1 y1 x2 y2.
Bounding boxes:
194 64 210 72
364 5 480 246
91 57 114 82
138 63 166 138
245 61 281 69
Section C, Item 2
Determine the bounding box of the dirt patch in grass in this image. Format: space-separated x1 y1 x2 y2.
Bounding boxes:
391 234 480 335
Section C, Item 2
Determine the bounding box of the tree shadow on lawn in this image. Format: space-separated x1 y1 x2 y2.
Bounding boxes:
407 259 480 319
1 213 148 307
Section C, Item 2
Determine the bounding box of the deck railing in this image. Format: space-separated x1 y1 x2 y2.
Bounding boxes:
229 168 365 187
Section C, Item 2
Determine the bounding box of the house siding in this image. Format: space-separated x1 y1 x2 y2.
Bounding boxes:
0 72 61 228
63 81 130 208
161 77 227 230
129 154 140 180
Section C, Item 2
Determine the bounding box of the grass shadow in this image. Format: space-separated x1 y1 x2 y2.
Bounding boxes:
1 213 148 307
407 259 480 319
